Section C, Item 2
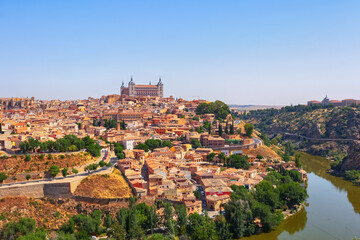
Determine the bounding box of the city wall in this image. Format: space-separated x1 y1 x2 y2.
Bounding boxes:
0 176 86 198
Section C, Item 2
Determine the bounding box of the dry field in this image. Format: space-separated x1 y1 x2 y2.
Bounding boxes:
74 169 133 198
243 145 281 160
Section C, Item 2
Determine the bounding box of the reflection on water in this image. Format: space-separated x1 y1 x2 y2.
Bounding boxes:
243 152 360 240
242 207 308 240
300 152 360 215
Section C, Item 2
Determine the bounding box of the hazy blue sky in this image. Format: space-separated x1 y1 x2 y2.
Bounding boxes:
1 1 359 105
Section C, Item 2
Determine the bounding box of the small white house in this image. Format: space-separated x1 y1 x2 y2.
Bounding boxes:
122 138 135 150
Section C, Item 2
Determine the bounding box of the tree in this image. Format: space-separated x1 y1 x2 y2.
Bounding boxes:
203 121 212 134
285 142 295 156
278 182 307 207
145 139 162 151
0 172 8 183
218 124 223 136
251 201 283 232
135 143 149 152
345 170 360 181
49 165 60 177
283 154 291 162
230 122 235 135
224 199 255 239
86 143 101 157
225 120 229 134
254 180 281 212
56 232 76 240
61 168 68 177
295 153 302 168
2 217 36 240
116 152 125 159
164 202 175 236
104 119 116 129
103 213 114 229
60 218 75 234
190 216 219 240
16 229 48 240
175 204 187 235
215 215 232 240
107 222 126 240
244 123 254 138
195 100 230 120
227 154 250 170
190 139 202 149
286 170 301 183
162 140 173 148
120 121 126 130
148 234 171 240
194 190 200 199
148 205 159 235
26 174 31 181
207 152 216 163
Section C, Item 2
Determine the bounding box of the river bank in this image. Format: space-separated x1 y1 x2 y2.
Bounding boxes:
242 152 360 240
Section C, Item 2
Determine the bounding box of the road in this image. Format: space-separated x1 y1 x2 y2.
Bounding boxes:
212 137 262 151
283 132 359 142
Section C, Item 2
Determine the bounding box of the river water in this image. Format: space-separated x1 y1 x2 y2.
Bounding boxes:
243 152 360 240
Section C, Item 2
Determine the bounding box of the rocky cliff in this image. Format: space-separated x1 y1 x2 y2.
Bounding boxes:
341 141 360 171
245 106 360 169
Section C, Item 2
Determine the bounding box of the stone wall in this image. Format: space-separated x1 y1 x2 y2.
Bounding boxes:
0 183 45 198
0 176 87 198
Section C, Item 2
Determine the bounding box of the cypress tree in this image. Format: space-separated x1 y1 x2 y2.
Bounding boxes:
230 120 235 135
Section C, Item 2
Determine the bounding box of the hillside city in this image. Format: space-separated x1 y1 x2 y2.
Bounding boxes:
0 81 308 240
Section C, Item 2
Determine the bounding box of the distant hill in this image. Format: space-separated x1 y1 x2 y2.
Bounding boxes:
242 105 360 172
229 105 283 110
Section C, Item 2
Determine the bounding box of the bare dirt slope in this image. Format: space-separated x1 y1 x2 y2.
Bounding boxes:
74 169 133 198
243 145 281 160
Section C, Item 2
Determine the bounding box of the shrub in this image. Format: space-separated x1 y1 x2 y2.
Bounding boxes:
49 165 60 177
99 161 106 167
24 154 31 162
0 172 8 183
59 155 65 159
25 174 31 180
345 170 360 182
68 145 78 152
72 169 78 174
85 164 99 171
62 168 68 177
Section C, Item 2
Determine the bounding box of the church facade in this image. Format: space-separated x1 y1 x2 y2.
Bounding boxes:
120 78 164 98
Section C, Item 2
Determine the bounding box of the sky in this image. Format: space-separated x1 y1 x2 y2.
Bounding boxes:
0 0 359 105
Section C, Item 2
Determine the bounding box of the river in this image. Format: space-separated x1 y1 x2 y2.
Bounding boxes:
243 152 360 240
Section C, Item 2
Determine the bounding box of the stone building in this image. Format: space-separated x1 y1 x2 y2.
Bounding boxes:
121 77 164 98
307 95 360 107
